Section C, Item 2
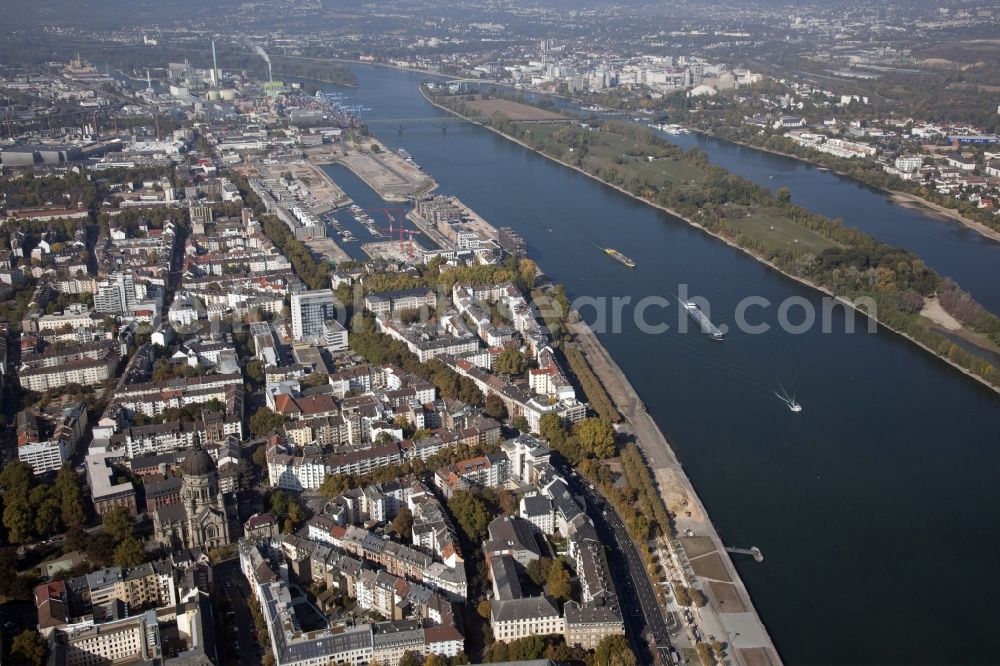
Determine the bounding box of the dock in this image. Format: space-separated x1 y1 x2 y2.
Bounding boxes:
725 546 764 563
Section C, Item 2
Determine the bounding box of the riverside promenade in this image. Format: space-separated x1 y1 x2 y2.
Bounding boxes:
569 318 781 666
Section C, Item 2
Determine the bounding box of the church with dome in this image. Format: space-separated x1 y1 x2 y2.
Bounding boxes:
153 445 233 551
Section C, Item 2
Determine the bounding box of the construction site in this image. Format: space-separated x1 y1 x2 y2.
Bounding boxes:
307 139 436 202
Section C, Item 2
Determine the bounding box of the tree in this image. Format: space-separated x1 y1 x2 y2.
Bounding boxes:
389 506 413 538
113 536 146 567
0 460 34 496
423 655 448 666
672 582 691 607
593 635 637 666
55 466 87 530
250 407 286 437
319 474 354 498
498 489 517 515
546 558 572 602
447 490 492 544
695 642 713 666
302 372 329 388
269 490 290 518
538 413 567 446
494 347 525 376
65 526 89 552
10 630 47 666
398 651 422 666
484 393 507 420
3 496 34 544
252 445 267 470
476 599 492 619
575 418 616 458
245 359 265 386
511 415 529 432
35 498 62 537
87 532 116 567
103 506 134 541
526 557 553 586
370 143 382 154
776 186 791 206
0 548 20 596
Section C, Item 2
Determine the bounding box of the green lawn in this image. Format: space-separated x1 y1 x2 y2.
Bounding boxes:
734 210 838 256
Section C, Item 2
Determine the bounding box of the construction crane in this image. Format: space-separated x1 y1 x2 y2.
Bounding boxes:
373 207 420 257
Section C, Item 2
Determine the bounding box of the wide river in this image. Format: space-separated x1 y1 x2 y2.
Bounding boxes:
317 65 1000 664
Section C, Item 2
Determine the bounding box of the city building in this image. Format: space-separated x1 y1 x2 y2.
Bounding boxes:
291 289 338 342
85 452 137 516
94 273 137 315
152 446 232 550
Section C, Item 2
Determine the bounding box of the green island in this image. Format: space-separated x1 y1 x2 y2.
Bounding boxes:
424 87 1000 391
574 84 1000 237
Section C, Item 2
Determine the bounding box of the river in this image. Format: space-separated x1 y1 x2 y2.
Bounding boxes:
665 132 1000 316
313 65 1000 665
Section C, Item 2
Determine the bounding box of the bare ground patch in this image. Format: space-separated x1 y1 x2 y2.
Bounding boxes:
654 468 705 521
708 581 747 613
689 552 731 582
465 97 568 122
738 647 779 666
679 536 715 559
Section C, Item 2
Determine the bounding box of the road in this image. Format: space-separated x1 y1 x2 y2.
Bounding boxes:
553 460 675 666
214 559 265 665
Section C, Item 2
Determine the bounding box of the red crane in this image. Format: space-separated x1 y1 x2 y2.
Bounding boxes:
371 207 420 256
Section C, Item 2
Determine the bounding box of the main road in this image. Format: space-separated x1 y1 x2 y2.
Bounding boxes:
552 459 675 665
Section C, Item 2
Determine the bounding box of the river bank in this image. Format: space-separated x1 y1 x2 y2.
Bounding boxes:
689 129 1000 244
421 86 1000 397
570 318 782 665
420 83 782 665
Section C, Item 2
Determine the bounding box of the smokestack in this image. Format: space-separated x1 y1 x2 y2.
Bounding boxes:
212 40 219 87
254 45 272 82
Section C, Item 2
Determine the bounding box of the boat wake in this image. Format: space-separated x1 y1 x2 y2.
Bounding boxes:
775 384 802 412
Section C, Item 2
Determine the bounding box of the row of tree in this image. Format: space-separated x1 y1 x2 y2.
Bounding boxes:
260 215 332 291
479 633 632 665
538 413 617 465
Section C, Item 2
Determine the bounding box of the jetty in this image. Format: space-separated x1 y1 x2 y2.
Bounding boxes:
725 546 764 563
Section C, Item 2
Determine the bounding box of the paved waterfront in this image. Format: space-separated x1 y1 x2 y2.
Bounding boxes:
570 319 780 665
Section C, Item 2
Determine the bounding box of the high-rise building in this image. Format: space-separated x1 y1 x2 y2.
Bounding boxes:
291 290 337 341
189 205 212 235
94 273 137 315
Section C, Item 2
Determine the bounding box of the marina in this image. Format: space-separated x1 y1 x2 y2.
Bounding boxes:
649 122 691 135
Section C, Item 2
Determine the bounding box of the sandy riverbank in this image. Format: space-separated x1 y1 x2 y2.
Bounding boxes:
422 88 1000 396
921 297 962 331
